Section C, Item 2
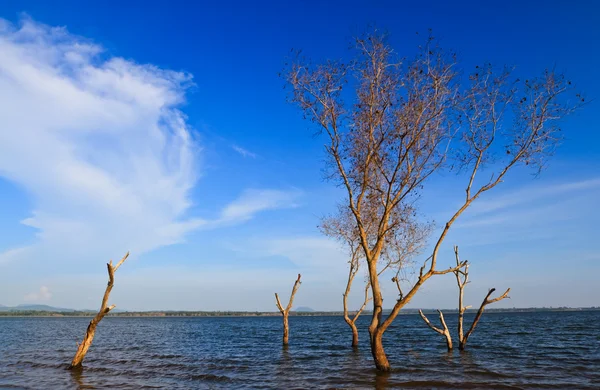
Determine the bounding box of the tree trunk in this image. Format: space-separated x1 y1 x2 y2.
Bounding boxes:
457 308 465 345
282 313 289 345
70 319 99 369
69 252 129 369
418 309 453 351
371 330 390 371
341 260 371 349
443 330 453 350
460 287 510 351
343 278 370 348
275 274 302 346
366 253 391 370
350 321 359 347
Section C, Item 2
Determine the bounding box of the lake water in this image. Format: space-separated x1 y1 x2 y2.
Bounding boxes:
0 311 599 389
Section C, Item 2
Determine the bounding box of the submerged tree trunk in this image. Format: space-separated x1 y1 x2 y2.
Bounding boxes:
419 247 510 352
453 246 511 351
371 330 390 371
343 314 360 347
69 252 129 369
367 256 392 371
459 287 510 350
282 313 289 345
320 210 374 349
419 309 453 350
454 246 469 348
342 262 371 347
275 274 302 346
351 323 359 347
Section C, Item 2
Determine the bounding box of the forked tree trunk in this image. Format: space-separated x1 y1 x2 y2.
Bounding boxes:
419 309 453 350
452 247 510 351
342 262 371 347
69 252 129 369
275 274 302 346
419 246 510 352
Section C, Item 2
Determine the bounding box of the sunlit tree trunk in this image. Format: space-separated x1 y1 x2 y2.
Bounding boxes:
341 261 371 347
69 252 129 369
282 313 289 345
419 246 510 351
371 330 389 371
459 287 510 350
275 274 302 346
419 309 453 350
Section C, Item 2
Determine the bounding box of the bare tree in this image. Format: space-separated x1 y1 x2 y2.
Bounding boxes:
286 31 582 371
321 204 430 347
69 252 129 369
275 274 302 345
419 246 510 350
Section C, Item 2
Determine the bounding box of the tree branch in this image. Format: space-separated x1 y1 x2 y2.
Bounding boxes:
69 252 129 369
461 287 510 349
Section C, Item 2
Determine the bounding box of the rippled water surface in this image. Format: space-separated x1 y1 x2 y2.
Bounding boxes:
1 311 599 389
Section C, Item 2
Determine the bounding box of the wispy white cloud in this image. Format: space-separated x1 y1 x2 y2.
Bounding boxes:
0 17 296 268
464 178 600 217
226 235 347 273
435 176 600 255
167 188 300 233
232 144 257 158
24 286 52 302
0 17 198 265
219 189 299 223
0 247 29 265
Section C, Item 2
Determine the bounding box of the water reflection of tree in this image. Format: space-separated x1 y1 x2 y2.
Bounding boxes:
273 345 293 387
69 366 95 389
374 371 390 390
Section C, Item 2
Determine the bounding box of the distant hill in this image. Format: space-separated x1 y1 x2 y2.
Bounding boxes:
295 306 315 312
0 304 81 312
0 303 130 313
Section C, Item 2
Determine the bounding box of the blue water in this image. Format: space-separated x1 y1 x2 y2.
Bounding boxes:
0 311 599 389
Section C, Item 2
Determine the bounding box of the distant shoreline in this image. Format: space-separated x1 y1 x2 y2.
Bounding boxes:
1 307 598 318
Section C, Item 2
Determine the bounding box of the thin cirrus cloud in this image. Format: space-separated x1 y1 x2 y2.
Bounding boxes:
455 177 600 229
441 177 600 250
463 178 600 218
232 145 257 158
219 189 300 223
0 17 297 267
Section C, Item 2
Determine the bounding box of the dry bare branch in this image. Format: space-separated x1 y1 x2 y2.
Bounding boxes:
460 287 510 350
419 309 453 350
69 252 129 369
274 274 302 345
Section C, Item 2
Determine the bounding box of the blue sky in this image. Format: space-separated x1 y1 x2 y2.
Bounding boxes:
0 1 598 311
